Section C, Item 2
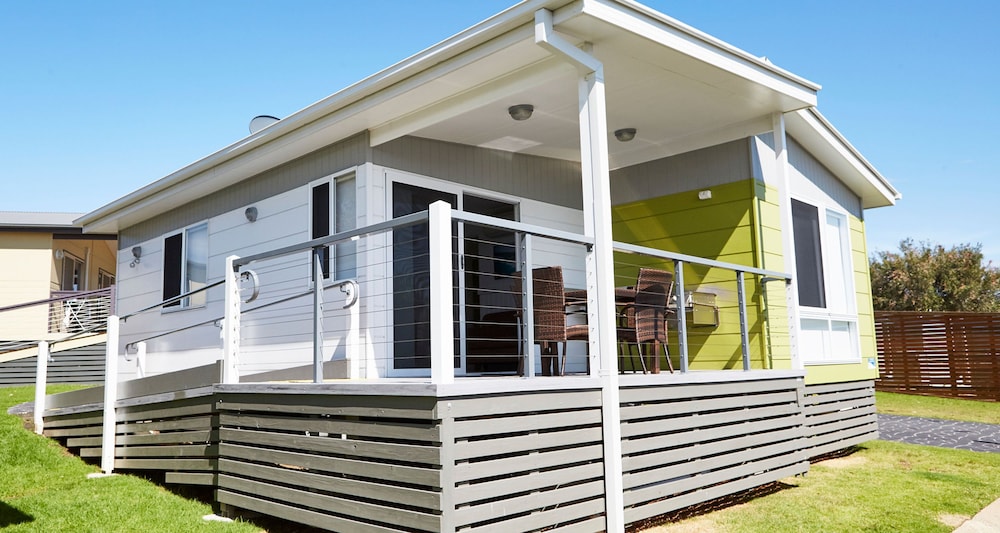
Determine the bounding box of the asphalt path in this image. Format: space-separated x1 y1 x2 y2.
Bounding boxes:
878 413 1000 453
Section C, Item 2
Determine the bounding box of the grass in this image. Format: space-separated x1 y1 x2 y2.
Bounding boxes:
645 440 1000 533
876 391 1000 425
0 385 261 533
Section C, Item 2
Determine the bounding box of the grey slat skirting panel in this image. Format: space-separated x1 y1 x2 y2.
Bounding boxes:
619 375 809 526
0 344 106 387
449 389 606 533
215 392 444 533
802 380 879 459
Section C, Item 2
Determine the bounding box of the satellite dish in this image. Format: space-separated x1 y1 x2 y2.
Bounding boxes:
249 115 280 134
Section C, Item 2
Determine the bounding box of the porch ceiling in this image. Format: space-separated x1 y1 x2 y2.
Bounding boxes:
372 8 817 170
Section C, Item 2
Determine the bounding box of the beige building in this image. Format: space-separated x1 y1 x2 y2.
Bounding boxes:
0 212 116 352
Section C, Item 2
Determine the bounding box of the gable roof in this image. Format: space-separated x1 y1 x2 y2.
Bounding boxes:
77 0 895 233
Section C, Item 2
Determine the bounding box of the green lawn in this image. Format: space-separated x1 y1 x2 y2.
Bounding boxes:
0 385 261 533
876 391 1000 425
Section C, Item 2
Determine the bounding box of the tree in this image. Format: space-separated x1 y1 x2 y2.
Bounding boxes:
869 239 1000 312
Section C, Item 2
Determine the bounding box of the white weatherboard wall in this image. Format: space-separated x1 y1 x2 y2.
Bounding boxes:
114 164 588 380
115 179 361 380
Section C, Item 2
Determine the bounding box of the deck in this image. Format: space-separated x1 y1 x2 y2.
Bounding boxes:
42 363 876 532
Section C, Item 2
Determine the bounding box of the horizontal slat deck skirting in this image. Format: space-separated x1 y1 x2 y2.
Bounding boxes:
876 311 1000 401
448 390 606 532
216 392 445 533
618 376 809 525
802 380 879 458
40 366 882 531
0 345 106 386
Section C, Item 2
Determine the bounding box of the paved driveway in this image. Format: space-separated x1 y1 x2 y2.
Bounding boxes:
878 414 1000 453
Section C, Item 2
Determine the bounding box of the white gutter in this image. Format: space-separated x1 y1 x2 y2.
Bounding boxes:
535 8 626 532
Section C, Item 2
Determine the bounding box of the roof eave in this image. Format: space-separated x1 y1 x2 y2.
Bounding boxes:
787 108 901 209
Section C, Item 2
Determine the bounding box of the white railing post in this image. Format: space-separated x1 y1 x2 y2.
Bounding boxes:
222 255 241 384
428 201 454 385
136 341 147 379
33 341 49 435
346 284 360 380
313 250 325 383
99 314 120 475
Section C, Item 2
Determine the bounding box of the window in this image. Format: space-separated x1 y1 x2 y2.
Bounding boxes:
97 269 115 289
310 174 356 281
163 222 208 308
791 199 858 363
60 253 85 291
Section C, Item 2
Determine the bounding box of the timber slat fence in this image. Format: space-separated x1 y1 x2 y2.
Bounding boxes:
875 311 1000 401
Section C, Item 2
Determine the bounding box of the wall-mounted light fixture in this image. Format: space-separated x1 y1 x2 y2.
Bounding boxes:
614 128 637 142
54 249 65 260
130 246 142 268
245 206 258 223
508 104 534 121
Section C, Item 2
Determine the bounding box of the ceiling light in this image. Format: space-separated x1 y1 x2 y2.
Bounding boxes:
508 104 534 121
614 128 637 142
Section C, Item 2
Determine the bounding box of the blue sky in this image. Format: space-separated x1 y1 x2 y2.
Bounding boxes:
2 1 998 263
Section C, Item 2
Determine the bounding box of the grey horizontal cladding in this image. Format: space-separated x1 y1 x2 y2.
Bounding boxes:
219 473 441 531
219 391 438 419
610 138 752 205
0 344 106 386
454 479 605 528
221 426 440 464
453 461 605 506
373 135 583 210
221 442 441 488
624 461 808 524
120 132 370 249
117 361 221 401
453 425 602 461
788 136 863 218
802 380 878 458
165 472 215 486
218 411 439 442
217 490 408 533
461 498 606 533
219 458 442 511
617 375 808 527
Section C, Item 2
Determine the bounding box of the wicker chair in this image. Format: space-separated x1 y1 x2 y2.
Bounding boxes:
617 267 674 373
513 266 588 375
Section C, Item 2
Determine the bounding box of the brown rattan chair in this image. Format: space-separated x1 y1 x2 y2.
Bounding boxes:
514 266 588 375
617 267 674 373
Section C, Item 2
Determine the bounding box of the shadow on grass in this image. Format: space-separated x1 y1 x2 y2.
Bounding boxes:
626 446 866 531
0 500 34 527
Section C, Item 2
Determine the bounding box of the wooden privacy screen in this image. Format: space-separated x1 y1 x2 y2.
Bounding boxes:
875 311 1000 401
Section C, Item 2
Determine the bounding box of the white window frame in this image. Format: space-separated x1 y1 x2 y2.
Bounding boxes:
791 197 861 364
385 169 523 378
162 221 209 311
308 168 357 286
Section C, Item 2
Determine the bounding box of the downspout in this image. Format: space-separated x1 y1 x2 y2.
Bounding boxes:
534 9 625 532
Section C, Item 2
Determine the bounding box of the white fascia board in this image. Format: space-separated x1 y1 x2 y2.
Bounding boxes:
788 108 901 208
77 0 570 234
579 0 820 108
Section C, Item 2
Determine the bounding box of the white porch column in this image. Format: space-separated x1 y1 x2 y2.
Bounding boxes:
772 113 802 369
535 9 624 531
33 341 49 435
99 315 120 475
428 201 455 385
222 255 241 384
